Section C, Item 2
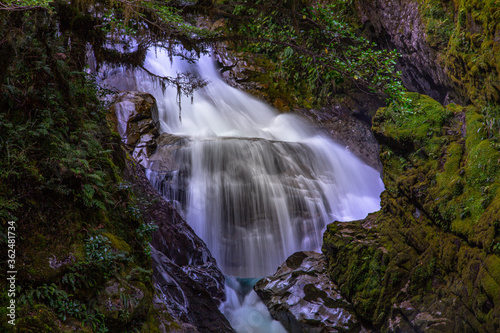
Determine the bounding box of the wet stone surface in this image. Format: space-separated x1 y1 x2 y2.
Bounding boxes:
254 251 372 333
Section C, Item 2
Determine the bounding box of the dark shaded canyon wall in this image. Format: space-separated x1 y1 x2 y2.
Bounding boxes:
356 0 500 106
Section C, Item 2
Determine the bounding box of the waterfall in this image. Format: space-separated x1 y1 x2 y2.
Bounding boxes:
105 46 384 332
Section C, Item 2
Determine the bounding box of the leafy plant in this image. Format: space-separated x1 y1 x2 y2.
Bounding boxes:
136 222 159 255
19 284 108 332
220 0 406 106
493 242 500 254
60 235 130 293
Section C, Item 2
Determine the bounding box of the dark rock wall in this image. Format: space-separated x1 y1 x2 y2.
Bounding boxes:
356 0 462 104
356 0 500 106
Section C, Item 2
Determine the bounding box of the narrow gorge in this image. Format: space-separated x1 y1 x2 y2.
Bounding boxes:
1 0 499 332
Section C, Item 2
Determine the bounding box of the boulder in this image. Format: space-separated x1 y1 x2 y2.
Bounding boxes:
254 251 372 333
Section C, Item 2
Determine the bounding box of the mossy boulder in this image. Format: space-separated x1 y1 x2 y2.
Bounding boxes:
16 305 62 333
323 195 500 332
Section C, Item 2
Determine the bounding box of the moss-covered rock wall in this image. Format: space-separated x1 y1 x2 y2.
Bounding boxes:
321 1 500 330
323 93 500 332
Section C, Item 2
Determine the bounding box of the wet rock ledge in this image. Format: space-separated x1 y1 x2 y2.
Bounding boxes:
254 251 372 333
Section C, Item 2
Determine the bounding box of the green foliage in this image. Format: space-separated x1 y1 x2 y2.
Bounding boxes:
221 0 405 106
61 235 130 292
0 10 160 330
86 235 119 263
136 222 159 256
0 13 120 221
1 0 53 10
19 284 108 332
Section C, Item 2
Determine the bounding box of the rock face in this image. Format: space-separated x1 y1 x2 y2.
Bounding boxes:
356 0 500 106
110 92 234 332
108 91 160 167
323 93 500 332
356 0 461 104
254 251 372 333
149 193 229 330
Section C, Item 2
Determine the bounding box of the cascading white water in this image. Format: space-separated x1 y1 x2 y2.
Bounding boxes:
112 46 384 332
140 49 383 277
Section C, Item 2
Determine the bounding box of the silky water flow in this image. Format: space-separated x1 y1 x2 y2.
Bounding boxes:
107 47 384 332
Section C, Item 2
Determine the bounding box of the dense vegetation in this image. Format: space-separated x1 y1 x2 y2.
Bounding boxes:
0 5 164 332
216 0 405 106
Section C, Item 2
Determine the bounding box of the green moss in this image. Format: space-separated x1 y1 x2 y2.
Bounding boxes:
479 266 500 304
101 232 132 253
374 93 452 152
426 0 500 104
16 305 61 333
330 92 500 329
433 139 464 204
466 111 487 148
374 93 500 246
465 140 500 187
418 0 455 48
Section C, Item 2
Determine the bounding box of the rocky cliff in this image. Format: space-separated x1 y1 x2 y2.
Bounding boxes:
319 1 500 329
109 91 234 332
356 0 500 106
323 93 500 332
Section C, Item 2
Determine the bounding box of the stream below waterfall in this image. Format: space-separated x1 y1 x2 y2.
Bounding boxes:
101 46 384 332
